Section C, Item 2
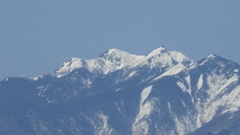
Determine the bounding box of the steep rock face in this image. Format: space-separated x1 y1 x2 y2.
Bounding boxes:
0 48 240 135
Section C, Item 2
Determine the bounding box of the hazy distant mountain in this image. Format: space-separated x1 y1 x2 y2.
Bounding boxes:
0 47 240 135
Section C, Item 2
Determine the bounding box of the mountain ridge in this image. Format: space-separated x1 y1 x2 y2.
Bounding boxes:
54 47 193 79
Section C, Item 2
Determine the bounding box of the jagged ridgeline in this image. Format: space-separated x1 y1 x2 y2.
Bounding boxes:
0 47 240 135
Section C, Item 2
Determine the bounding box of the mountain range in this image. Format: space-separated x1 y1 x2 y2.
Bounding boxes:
0 47 240 135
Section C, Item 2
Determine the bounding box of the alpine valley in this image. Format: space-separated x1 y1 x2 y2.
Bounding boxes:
1 47 240 135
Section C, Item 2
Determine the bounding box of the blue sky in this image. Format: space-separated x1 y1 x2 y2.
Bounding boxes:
1 1 240 80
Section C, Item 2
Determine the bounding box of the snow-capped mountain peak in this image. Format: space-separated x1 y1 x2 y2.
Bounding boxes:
54 57 85 78
99 48 127 57
198 54 218 65
99 48 144 64
96 48 144 74
144 47 194 69
195 54 240 72
144 47 175 67
145 46 168 58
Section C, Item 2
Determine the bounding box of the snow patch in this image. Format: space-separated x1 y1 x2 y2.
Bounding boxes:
177 76 192 96
140 85 153 105
132 86 154 135
234 69 239 73
185 75 191 90
128 71 136 78
177 81 188 94
122 71 137 81
115 88 121 92
197 74 203 89
32 75 44 81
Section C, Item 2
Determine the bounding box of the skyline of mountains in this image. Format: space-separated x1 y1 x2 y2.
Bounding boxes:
0 47 240 135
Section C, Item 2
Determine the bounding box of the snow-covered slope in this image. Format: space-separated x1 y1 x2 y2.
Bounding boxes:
0 47 240 135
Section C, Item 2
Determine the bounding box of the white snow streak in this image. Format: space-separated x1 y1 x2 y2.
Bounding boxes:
115 88 121 92
128 71 136 78
177 76 192 97
132 85 153 135
140 86 152 105
197 74 203 89
199 55 216 66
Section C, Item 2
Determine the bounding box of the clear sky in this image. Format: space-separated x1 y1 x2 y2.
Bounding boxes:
1 1 240 80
